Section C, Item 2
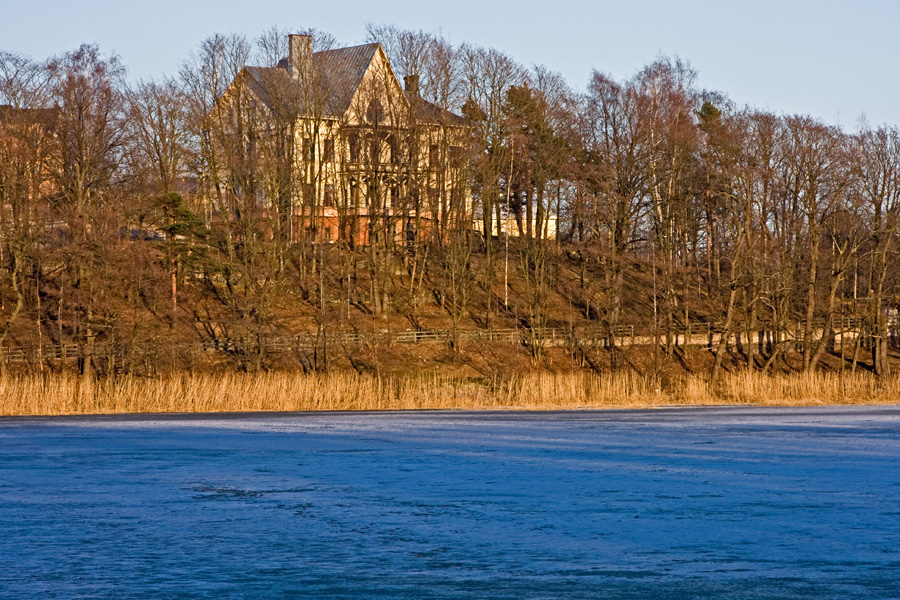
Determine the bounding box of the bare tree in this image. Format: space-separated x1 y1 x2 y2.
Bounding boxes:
0 52 54 369
778 116 850 372
853 125 900 375
636 57 700 363
459 44 525 327
47 45 126 378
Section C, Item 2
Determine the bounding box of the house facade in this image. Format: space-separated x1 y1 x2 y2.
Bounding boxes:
209 34 472 248
0 105 59 225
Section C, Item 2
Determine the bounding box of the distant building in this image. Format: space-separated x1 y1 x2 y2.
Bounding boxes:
0 105 59 215
480 207 558 241
210 34 472 247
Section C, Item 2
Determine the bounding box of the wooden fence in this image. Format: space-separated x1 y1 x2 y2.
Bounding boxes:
3 318 898 367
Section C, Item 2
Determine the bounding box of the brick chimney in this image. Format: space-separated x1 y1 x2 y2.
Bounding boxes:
404 74 420 97
288 34 312 81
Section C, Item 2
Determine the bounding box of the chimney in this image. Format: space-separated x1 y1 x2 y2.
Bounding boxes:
288 34 312 80
404 74 420 97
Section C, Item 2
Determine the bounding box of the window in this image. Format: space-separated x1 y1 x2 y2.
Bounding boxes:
366 100 384 124
390 186 399 209
388 136 398 164
303 138 314 162
429 144 439 168
324 227 334 242
323 138 334 162
451 187 463 210
449 145 463 164
324 184 334 207
350 180 359 207
370 137 380 164
349 133 359 163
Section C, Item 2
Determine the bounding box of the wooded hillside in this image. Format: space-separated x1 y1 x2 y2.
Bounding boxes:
1 26 899 380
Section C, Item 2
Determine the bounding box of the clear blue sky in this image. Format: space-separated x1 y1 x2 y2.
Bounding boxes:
3 0 898 128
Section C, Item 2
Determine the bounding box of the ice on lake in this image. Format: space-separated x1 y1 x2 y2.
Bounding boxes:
2 406 900 599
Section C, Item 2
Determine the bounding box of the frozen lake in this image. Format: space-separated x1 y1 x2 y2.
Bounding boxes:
1 407 900 599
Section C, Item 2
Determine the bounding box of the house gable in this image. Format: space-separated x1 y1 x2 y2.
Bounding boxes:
227 43 410 126
340 45 409 127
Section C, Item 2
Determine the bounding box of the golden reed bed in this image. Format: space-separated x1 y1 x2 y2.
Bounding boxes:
1 371 899 416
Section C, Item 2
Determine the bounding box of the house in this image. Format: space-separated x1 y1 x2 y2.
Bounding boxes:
481 206 559 241
207 34 472 247
0 105 59 221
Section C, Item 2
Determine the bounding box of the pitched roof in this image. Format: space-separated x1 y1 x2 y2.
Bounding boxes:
241 43 383 119
313 43 381 116
242 67 297 112
407 94 470 127
0 105 59 129
237 43 467 126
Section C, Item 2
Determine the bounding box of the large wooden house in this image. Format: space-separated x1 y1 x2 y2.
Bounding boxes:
210 34 471 247
0 105 59 222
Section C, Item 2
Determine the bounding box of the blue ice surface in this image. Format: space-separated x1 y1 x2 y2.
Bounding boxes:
1 406 900 599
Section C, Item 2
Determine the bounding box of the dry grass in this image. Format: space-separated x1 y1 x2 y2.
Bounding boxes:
0 371 898 417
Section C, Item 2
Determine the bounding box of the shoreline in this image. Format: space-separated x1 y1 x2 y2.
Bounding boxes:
4 403 900 423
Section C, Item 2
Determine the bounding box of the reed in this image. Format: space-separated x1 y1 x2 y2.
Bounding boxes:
1 371 898 417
